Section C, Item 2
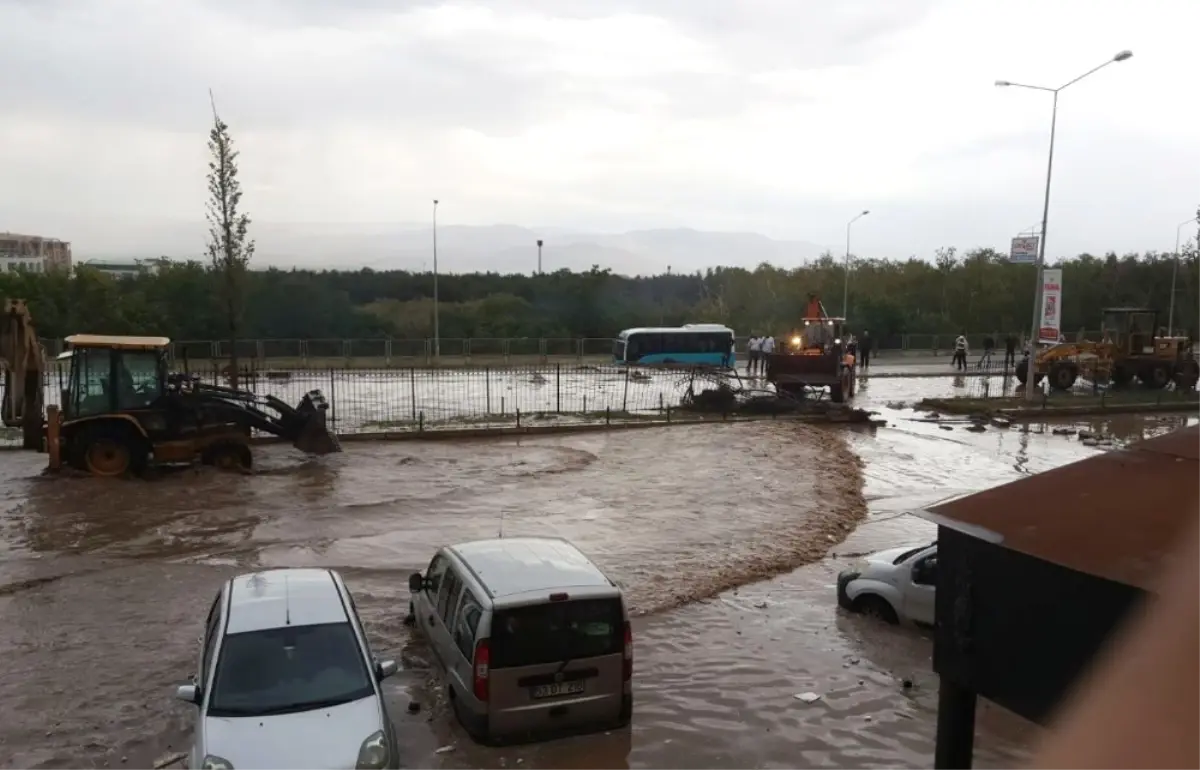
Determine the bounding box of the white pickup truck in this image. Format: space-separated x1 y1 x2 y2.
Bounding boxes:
836 542 938 626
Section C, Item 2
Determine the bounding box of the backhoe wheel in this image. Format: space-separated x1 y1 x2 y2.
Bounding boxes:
830 382 845 404
203 442 253 471
1048 361 1078 391
1014 360 1043 386
74 425 149 478
1140 362 1172 389
1175 359 1200 390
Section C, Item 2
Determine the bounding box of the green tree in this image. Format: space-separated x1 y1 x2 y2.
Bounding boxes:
204 94 255 386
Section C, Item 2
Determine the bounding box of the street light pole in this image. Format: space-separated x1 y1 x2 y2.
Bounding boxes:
537 239 543 275
432 199 440 362
842 210 870 319
1169 216 1198 335
995 49 1132 400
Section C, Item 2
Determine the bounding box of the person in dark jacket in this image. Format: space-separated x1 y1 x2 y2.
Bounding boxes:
1004 333 1018 368
859 330 873 369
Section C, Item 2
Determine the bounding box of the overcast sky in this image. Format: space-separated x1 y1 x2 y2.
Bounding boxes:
2 0 1197 263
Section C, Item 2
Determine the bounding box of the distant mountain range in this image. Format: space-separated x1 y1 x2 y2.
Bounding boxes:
72 221 829 275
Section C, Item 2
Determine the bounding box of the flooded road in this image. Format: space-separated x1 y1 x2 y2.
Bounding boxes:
0 375 1194 768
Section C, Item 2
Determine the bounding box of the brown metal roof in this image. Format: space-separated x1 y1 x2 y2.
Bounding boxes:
923 425 1199 592
65 334 171 350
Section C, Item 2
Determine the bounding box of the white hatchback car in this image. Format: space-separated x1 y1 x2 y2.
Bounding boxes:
836 542 938 626
173 568 400 770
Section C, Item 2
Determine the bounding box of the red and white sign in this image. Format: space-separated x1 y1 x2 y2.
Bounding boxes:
1039 268 1062 343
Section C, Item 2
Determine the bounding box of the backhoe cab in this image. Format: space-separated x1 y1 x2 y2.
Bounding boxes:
55 334 340 477
766 294 857 403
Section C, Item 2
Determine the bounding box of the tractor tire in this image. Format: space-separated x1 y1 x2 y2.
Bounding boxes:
202 441 253 471
1048 361 1079 391
72 424 149 478
1014 360 1044 386
1174 359 1200 390
1110 364 1133 388
830 382 845 404
1139 362 1172 389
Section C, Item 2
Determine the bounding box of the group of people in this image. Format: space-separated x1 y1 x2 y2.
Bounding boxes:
951 332 1022 371
744 330 875 376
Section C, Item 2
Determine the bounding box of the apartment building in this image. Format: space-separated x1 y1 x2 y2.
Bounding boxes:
0 232 73 273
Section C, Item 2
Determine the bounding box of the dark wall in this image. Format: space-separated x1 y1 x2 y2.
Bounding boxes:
933 527 1144 724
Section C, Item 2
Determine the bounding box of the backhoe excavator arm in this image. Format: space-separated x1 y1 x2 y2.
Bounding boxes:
174 379 340 454
1 299 47 449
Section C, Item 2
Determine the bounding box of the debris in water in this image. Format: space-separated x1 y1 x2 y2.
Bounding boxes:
435 745 455 754
1051 427 1076 435
1082 438 1099 447
991 416 1012 428
965 424 986 433
1078 430 1095 440
939 425 954 431
754 601 768 609
794 691 822 703
901 679 914 690
407 701 421 714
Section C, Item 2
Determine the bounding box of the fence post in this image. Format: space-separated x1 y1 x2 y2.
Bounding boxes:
329 369 336 427
577 338 585 362
622 367 630 413
556 364 561 414
666 405 671 423
419 411 424 432
583 395 588 414
486 367 492 413
516 408 521 429
410 367 417 422
606 406 611 425
385 339 392 366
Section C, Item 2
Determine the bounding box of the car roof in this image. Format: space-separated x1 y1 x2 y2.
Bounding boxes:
224 568 349 634
448 537 614 599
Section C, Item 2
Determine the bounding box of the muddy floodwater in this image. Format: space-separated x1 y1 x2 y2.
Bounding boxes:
0 375 1194 768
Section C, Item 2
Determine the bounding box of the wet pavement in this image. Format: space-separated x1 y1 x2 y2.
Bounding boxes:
0 376 1195 768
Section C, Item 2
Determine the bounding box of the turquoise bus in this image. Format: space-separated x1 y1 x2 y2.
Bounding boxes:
612 324 736 368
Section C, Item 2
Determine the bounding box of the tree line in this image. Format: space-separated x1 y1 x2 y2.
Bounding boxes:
2 244 1196 344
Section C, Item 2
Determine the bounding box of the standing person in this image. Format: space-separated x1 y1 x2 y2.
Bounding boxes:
952 332 968 371
859 330 873 370
1004 333 1017 368
761 334 776 376
747 334 761 376
978 333 995 369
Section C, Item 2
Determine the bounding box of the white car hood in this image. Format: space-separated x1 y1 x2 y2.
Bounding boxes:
203 695 382 769
865 546 923 567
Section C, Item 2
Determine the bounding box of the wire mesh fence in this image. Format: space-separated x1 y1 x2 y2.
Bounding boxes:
16 364 730 443
951 353 1200 402
33 333 1109 365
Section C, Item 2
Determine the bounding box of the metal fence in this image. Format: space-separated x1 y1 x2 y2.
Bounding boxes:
33 332 1108 366
15 364 724 445
953 354 1200 401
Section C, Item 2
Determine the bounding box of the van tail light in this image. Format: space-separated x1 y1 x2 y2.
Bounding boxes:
473 639 490 701
622 621 633 681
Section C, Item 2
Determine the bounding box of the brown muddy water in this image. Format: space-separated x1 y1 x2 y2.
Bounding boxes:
0 376 1194 769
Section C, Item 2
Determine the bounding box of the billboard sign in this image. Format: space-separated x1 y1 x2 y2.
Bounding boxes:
1010 236 1039 263
1039 268 1063 343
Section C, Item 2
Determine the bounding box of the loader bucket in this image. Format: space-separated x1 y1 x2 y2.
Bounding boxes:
292 390 342 455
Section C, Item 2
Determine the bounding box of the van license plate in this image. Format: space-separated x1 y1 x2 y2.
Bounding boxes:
531 682 584 699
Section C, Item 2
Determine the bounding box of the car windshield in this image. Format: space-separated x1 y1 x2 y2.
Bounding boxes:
490 598 623 669
892 541 936 565
208 622 374 717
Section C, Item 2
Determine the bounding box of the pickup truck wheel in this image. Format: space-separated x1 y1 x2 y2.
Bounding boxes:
852 594 899 625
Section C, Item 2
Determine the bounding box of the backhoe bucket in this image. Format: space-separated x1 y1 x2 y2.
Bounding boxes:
292 390 342 455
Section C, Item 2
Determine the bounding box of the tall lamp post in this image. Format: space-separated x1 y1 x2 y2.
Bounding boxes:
537 239 544 275
1169 216 1198 336
432 199 440 362
996 49 1132 400
842 210 870 319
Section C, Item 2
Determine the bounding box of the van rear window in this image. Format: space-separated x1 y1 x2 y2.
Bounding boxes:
490 598 623 669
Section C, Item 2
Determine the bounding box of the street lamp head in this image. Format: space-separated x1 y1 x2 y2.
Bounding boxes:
433 199 439 205
1113 50 1133 62
862 209 870 216
537 239 543 247
994 80 1012 87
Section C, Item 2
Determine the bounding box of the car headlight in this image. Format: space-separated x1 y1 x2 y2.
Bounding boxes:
356 730 389 770
201 756 234 770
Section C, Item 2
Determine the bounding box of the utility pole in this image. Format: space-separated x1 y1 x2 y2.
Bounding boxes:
537 239 543 275
432 199 440 362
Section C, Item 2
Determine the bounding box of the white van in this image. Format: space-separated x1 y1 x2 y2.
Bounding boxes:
407 537 633 743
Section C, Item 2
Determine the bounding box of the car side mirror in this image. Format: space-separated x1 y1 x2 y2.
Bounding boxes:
375 659 399 681
174 683 200 704
407 573 424 593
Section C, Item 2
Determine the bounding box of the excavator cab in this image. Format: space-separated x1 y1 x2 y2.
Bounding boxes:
54 334 341 477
